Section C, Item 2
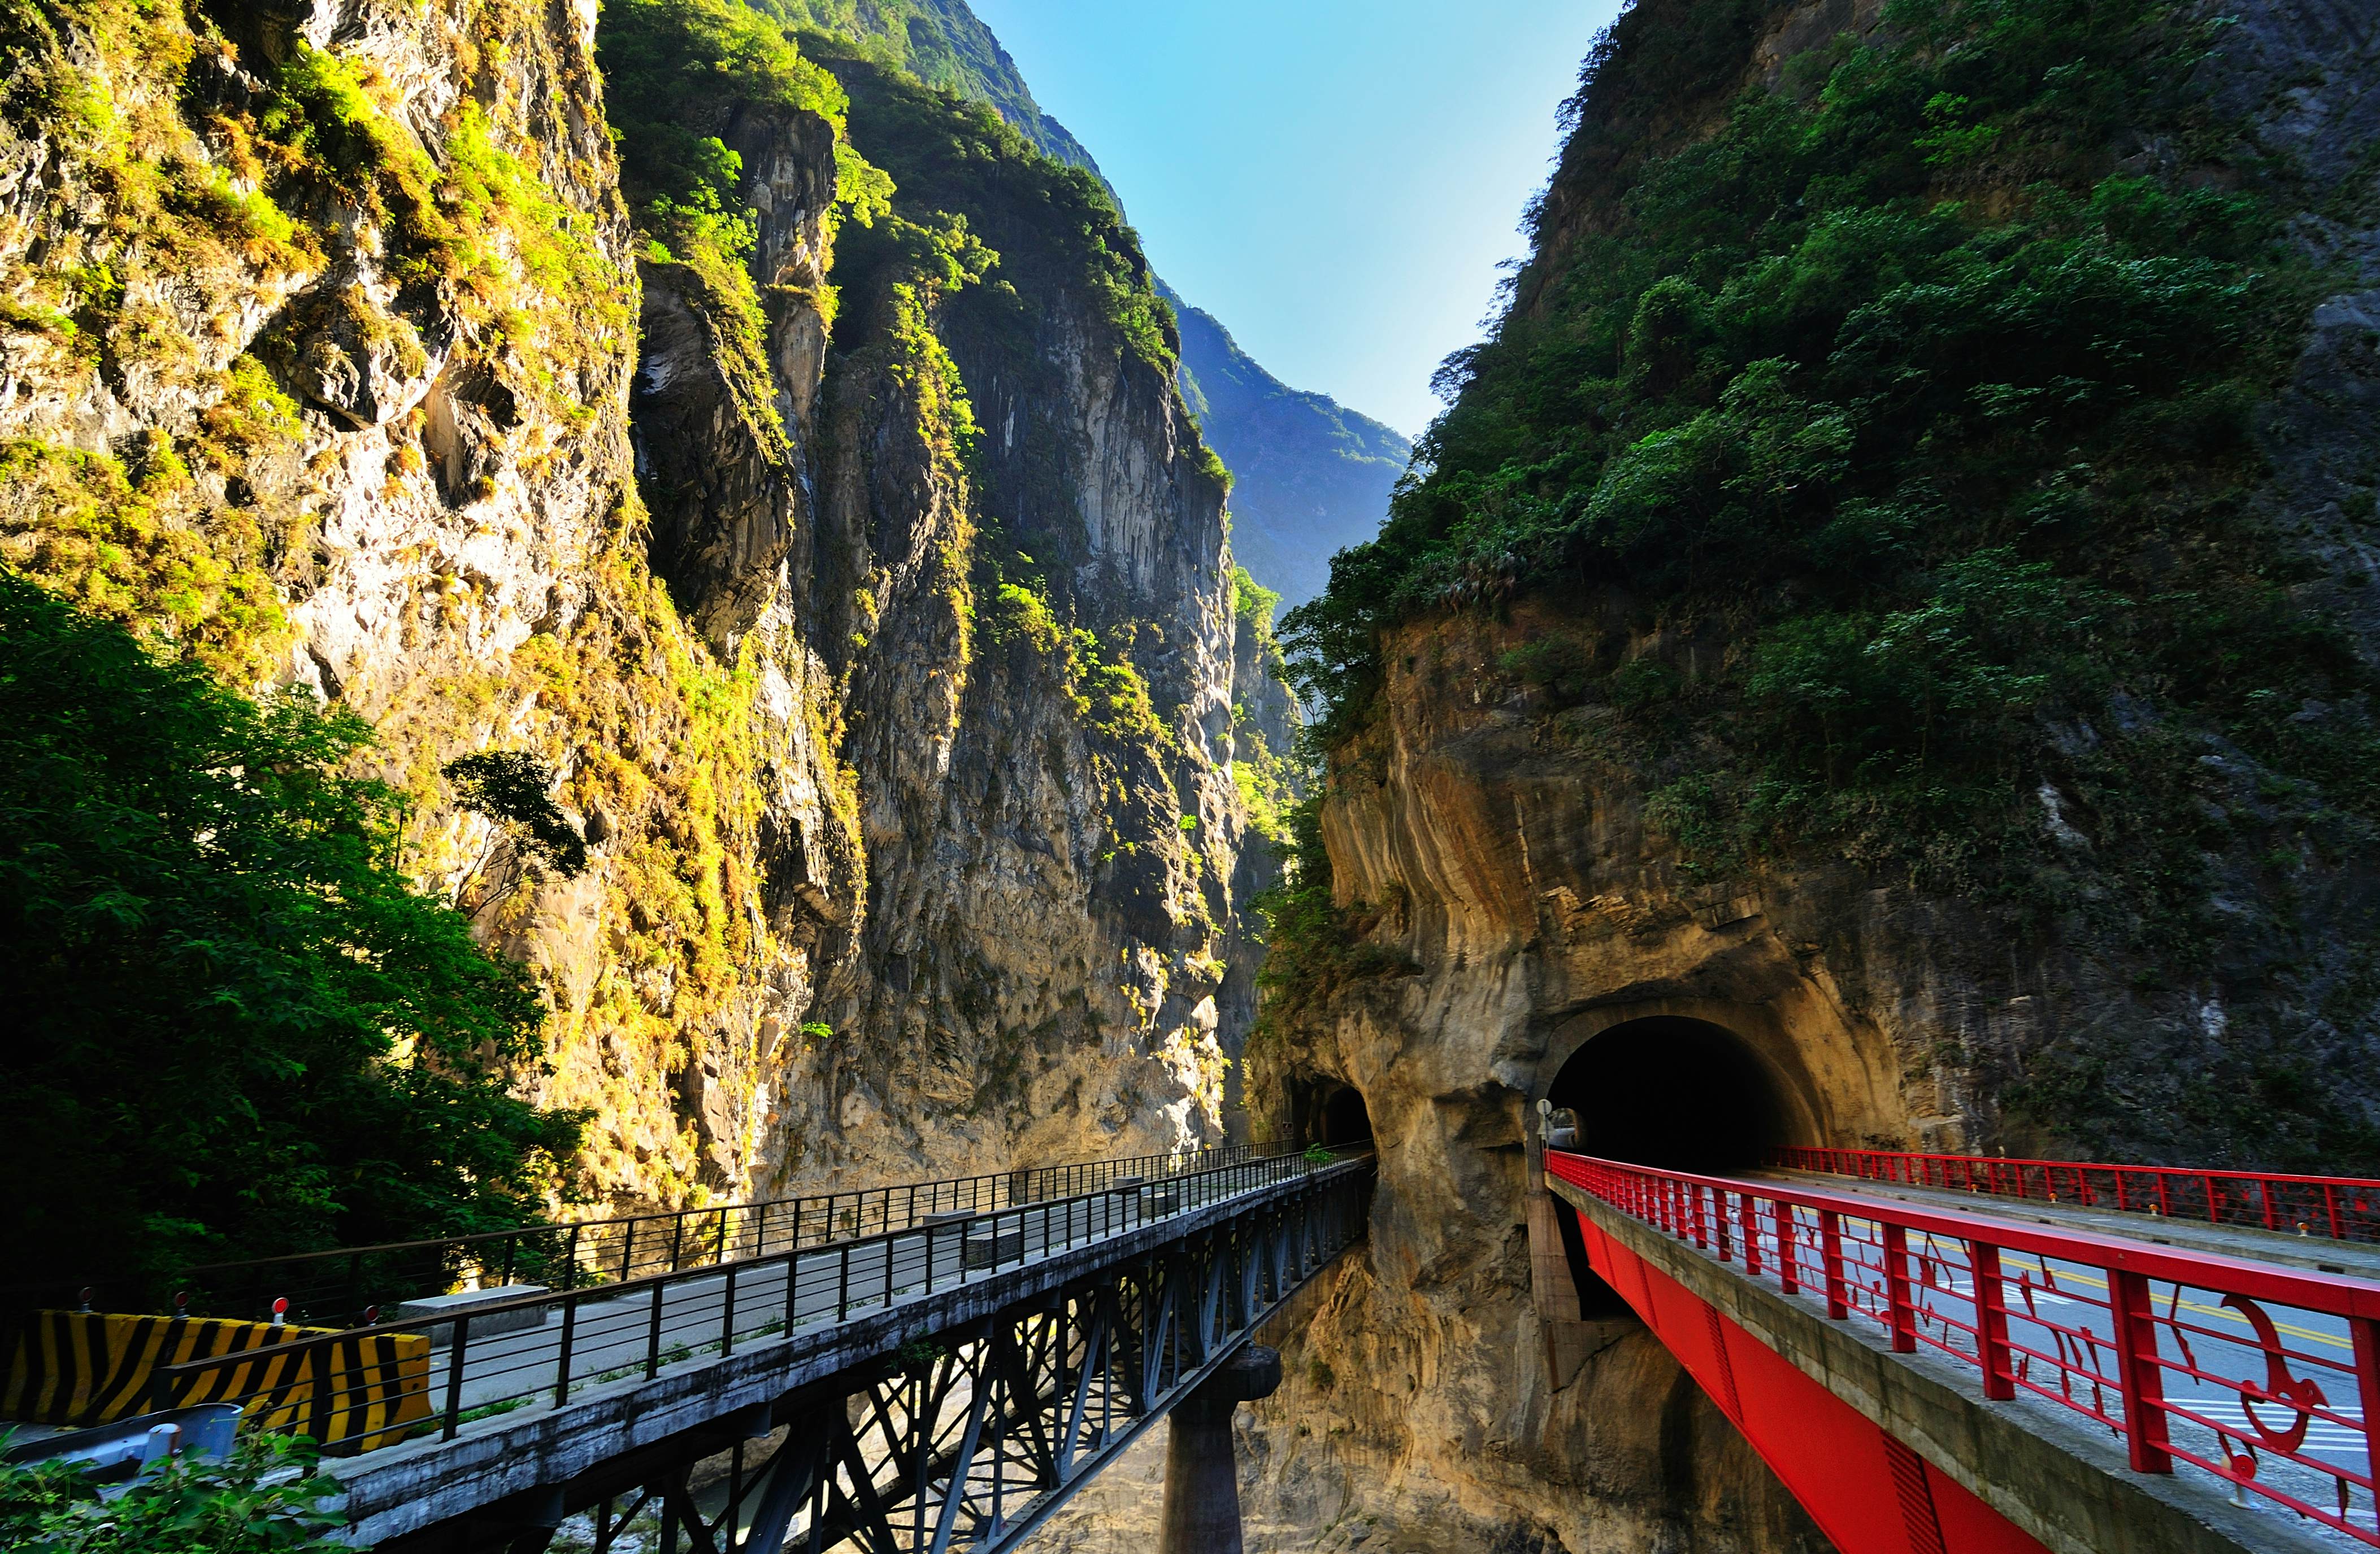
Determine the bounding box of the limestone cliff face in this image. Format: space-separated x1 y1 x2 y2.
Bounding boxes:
1 0 1270 1212
774 57 1252 1182
633 101 839 660
1200 1 2380 1552
1210 602 1846 1554
1214 593 1298 1123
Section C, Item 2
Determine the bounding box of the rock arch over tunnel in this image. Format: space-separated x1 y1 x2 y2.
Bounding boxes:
1548 1016 1795 1172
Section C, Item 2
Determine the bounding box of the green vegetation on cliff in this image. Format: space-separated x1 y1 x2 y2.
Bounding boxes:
0 574 585 1278
1226 566 1297 843
832 56 1179 378
743 0 1102 172
273 46 628 358
1289 0 2340 901
605 0 859 212
823 55 1236 938
602 0 893 442
2 0 635 682
1268 0 2380 1169
1250 790 1405 1041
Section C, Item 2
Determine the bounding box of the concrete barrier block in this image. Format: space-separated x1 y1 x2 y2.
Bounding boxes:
396 1286 550 1348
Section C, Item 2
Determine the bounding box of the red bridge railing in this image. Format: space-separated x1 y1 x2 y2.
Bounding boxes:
1549 1150 2380 1546
1773 1145 2380 1245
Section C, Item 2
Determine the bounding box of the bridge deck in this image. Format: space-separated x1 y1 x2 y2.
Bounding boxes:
292 1151 1371 1549
1550 1150 2380 1554
1757 1169 2380 1281
1741 1168 2373 1522
424 1191 1172 1416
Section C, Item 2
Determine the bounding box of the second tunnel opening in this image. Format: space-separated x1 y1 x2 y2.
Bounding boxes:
1547 1016 1789 1172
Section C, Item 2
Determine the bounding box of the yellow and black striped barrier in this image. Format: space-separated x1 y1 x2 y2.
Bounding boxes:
1 1309 432 1451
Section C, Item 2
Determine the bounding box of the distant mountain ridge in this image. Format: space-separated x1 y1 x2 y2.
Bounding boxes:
1163 283 1411 612
767 0 1410 612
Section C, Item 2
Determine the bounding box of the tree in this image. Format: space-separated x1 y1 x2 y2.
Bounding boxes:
0 570 585 1283
445 751 589 878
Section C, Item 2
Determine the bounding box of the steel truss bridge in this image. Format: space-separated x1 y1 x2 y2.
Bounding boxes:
138 1148 1371 1553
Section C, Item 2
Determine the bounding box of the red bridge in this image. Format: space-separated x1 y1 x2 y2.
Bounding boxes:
1542 1142 2380 1554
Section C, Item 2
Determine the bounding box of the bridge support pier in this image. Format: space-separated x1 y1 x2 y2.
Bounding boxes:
1158 1346 1282 1554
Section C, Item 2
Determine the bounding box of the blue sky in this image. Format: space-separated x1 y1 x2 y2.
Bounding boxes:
966 0 1625 439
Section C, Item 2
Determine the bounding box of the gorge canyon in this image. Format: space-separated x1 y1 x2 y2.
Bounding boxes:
6 0 2380 1551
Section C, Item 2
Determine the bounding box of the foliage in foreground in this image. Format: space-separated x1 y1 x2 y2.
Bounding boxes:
0 1434 343 1554
0 571 586 1280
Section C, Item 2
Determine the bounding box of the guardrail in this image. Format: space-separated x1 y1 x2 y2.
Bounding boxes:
1772 1145 2380 1245
15 1141 1306 1327
147 1147 1373 1454
1551 1150 2380 1547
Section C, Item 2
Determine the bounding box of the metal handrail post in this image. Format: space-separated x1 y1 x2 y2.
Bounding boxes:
1880 1224 1916 1352
1971 1243 2013 1401
646 1281 666 1379
554 1292 577 1407
2109 1268 2174 1473
2354 1317 2380 1518
1819 1210 1849 1319
442 1316 470 1440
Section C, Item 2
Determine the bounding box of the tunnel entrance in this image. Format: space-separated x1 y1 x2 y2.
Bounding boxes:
1547 1016 1788 1172
1319 1085 1371 1146
1293 1081 1371 1148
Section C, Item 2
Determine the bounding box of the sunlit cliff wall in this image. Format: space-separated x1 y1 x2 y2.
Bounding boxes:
0 0 1283 1212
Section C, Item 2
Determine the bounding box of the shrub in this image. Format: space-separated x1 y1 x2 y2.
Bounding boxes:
0 1433 344 1554
445 751 590 879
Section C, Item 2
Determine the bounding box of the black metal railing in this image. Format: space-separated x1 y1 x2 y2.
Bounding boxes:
15 1141 1309 1328
144 1147 1375 1453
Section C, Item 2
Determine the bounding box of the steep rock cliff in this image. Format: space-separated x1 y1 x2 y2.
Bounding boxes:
753 0 1102 173
1218 1 2380 1551
0 0 1275 1217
